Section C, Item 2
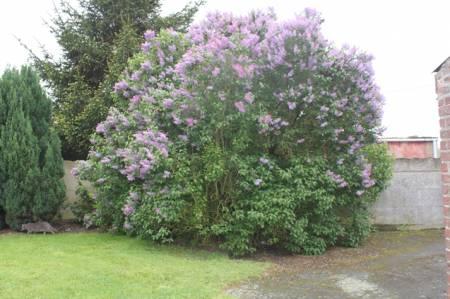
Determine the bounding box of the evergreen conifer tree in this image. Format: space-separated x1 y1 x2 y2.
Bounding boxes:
0 67 65 229
33 131 66 220
0 97 40 229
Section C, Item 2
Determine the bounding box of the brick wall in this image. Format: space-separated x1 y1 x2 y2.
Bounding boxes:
386 140 435 159
435 57 450 296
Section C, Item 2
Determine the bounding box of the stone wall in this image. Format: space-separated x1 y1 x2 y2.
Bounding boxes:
371 158 443 229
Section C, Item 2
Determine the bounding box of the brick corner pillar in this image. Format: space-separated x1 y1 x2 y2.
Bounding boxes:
435 56 450 297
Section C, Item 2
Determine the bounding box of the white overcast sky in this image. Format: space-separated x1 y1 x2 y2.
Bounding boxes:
1 0 450 138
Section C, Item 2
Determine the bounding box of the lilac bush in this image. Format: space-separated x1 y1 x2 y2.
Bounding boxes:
73 9 392 255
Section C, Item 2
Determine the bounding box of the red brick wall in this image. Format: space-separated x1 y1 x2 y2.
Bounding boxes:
436 57 450 297
386 141 434 159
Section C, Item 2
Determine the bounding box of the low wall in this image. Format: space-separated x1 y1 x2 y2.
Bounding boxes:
61 159 445 228
371 158 443 229
61 160 78 220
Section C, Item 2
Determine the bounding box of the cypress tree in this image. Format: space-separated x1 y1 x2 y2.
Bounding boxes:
0 67 65 230
33 130 65 220
0 97 40 229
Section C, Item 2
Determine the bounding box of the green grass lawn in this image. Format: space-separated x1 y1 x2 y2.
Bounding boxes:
0 233 268 299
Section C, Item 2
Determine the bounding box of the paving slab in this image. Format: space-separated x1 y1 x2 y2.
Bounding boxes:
228 230 446 299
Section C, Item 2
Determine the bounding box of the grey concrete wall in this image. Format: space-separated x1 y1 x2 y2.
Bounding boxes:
61 159 444 227
371 158 443 229
61 160 78 220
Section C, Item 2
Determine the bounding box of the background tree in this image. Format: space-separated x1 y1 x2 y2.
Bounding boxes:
0 67 65 230
29 0 203 160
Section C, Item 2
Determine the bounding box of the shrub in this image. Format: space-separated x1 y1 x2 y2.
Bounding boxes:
71 184 96 227
75 9 392 256
0 67 65 230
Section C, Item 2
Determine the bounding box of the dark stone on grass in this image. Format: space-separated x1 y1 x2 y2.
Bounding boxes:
21 221 57 234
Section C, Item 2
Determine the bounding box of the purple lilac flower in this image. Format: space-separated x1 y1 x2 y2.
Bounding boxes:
141 42 151 53
130 95 141 105
362 164 376 188
326 170 348 188
172 113 182 125
356 190 365 196
287 102 296 110
212 67 221 77
144 30 156 40
131 71 141 81
100 157 111 164
122 204 135 216
114 80 128 92
139 160 152 177
141 60 151 71
244 92 254 104
168 44 177 53
157 49 165 66
96 123 106 134
186 118 197 127
234 101 246 113
259 114 272 125
232 63 246 78
339 181 348 188
163 98 174 109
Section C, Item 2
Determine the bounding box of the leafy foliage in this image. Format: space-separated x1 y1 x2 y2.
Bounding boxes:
0 67 65 230
71 184 96 226
30 0 203 160
75 9 393 256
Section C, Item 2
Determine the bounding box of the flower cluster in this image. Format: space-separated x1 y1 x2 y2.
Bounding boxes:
326 170 348 188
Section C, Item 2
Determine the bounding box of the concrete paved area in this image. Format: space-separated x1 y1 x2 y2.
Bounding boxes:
228 230 446 299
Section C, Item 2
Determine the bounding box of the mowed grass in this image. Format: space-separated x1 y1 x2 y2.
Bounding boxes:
0 233 268 299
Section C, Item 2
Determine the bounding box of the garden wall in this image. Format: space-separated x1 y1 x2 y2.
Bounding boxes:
371 158 443 229
61 160 80 220
61 159 444 228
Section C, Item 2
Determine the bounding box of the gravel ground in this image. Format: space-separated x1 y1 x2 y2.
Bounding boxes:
228 230 446 299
